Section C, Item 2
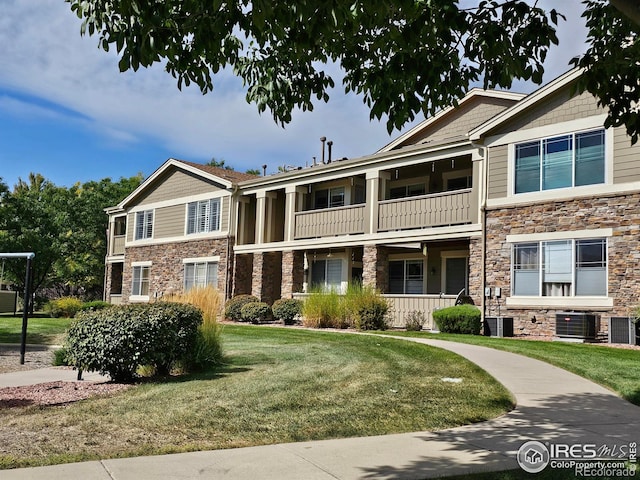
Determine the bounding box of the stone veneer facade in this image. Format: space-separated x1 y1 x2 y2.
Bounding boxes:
362 245 388 292
484 192 640 337
122 237 230 302
281 250 304 298
251 252 283 304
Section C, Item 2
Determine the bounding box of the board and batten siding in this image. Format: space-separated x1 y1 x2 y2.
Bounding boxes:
613 127 640 184
487 145 509 199
136 169 227 206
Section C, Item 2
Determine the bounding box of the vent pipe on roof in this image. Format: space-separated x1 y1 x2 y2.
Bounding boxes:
312 156 316 166
327 141 333 163
262 164 267 176
320 136 326 164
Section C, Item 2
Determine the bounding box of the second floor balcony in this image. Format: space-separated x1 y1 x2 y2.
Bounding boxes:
293 188 473 239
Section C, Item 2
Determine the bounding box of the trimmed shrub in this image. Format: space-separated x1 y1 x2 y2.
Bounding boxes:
65 302 202 382
224 295 259 321
80 301 111 312
271 298 302 325
240 301 272 324
432 304 482 334
404 311 426 331
45 297 83 318
53 347 69 366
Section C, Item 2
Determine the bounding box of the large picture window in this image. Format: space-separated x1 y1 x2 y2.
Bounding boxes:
512 238 607 297
514 129 605 194
187 199 221 234
315 187 345 209
134 210 153 240
184 262 218 291
389 260 424 294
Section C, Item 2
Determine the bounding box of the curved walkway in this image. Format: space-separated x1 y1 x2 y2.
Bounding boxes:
2 336 639 479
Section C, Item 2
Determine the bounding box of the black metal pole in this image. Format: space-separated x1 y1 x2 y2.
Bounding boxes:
19 256 33 365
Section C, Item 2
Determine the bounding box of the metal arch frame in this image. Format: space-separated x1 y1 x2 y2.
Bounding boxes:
0 253 35 364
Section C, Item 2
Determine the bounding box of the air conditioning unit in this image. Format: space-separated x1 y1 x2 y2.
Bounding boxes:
609 317 640 345
555 313 597 339
484 317 514 338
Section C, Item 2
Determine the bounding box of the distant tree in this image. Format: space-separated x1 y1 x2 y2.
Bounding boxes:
0 173 143 301
206 158 233 170
245 168 261 176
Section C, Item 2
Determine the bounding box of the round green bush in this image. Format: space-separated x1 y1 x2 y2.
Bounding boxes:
432 304 482 334
80 300 112 312
224 295 259 321
240 301 272 324
271 298 302 325
65 302 202 382
45 297 84 318
354 296 389 331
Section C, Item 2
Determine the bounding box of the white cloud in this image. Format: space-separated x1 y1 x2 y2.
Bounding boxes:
0 0 590 176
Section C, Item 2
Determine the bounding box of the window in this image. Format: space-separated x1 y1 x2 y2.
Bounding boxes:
514 129 605 194
390 184 426 200
315 187 345 209
512 238 607 296
184 262 218 290
135 210 153 240
132 265 150 296
389 260 423 294
310 259 342 290
187 199 221 234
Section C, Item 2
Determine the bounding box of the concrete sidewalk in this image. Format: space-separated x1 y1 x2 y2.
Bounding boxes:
1 336 639 479
0 366 108 387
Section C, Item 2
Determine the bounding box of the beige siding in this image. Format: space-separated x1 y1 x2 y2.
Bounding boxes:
492 89 604 136
294 205 365 239
397 97 515 147
221 196 230 232
126 212 135 242
154 204 185 238
487 145 509 199
613 126 640 184
378 190 472 231
136 169 228 206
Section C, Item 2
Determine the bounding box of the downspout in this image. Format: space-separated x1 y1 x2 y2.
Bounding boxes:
226 185 240 302
472 141 488 325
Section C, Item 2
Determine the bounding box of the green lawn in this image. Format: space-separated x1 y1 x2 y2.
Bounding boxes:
0 325 513 469
0 314 72 345
375 331 640 405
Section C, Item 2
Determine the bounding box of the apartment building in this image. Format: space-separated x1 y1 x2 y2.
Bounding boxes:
104 69 640 337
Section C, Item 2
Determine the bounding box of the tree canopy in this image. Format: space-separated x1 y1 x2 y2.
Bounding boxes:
68 1 639 139
0 174 142 301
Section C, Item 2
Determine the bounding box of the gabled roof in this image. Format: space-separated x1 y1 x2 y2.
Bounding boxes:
469 68 584 141
377 89 525 153
116 158 258 209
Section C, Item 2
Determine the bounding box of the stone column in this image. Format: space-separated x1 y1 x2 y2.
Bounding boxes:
362 244 388 292
281 250 305 298
251 252 283 304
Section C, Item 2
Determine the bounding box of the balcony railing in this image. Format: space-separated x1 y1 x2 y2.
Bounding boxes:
378 189 471 232
111 235 126 255
294 204 365 239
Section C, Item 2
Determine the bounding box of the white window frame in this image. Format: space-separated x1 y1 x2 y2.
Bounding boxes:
183 259 219 291
134 210 154 240
508 233 611 308
309 257 345 292
510 128 607 196
131 261 152 301
186 198 221 235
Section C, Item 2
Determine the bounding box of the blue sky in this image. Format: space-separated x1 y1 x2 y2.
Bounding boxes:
0 0 587 188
